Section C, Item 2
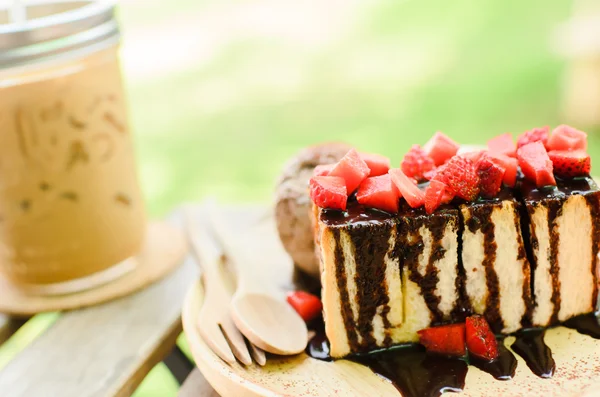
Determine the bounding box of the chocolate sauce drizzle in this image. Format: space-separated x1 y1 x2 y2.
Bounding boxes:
306 328 519 397
470 338 518 381
395 216 444 323
465 204 503 332
585 193 600 308
547 200 562 324
350 346 468 397
347 222 394 349
331 229 360 352
511 329 555 378
306 314 600 397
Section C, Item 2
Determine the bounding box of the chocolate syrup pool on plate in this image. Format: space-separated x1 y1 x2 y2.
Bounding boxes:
305 312 600 397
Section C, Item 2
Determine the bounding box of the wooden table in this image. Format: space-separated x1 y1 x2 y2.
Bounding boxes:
0 209 222 396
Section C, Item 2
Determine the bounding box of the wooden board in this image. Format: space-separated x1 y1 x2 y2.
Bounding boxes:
182 206 600 397
0 220 188 315
0 211 196 397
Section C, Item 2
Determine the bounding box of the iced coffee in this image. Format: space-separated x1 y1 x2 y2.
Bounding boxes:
0 4 145 292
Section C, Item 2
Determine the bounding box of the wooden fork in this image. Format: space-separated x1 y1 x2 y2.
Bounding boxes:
185 205 266 366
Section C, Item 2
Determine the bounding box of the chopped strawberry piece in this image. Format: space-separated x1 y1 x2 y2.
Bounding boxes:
548 150 591 178
440 188 454 205
401 145 436 181
487 153 518 187
423 168 438 181
309 176 348 210
433 156 480 201
466 315 499 361
389 168 425 208
517 126 550 149
286 291 323 322
488 133 516 158
547 125 588 151
423 132 460 166
328 149 371 194
356 174 400 213
517 142 556 187
360 152 391 177
459 149 485 163
477 154 506 198
313 164 334 177
424 180 447 214
417 323 466 357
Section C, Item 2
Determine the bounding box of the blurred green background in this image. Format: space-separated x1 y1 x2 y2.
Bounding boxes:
3 0 600 395
123 0 600 221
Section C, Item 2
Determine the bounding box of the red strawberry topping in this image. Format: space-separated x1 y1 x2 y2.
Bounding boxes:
356 174 400 213
466 315 499 361
417 323 466 357
309 176 348 210
547 125 587 151
360 152 391 177
328 149 371 194
548 150 591 178
424 180 447 214
423 132 460 166
487 153 518 187
440 188 455 205
313 164 334 177
477 154 506 198
286 291 323 322
401 145 435 181
389 168 425 208
517 142 556 187
433 156 480 201
488 133 516 158
459 149 485 164
423 168 438 181
517 126 550 149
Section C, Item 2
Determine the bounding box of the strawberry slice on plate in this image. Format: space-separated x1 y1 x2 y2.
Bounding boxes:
433 156 480 201
547 124 587 151
313 164 334 177
466 315 499 361
329 149 371 194
417 323 466 357
424 179 447 214
286 291 323 322
477 154 506 198
309 176 347 210
423 132 460 166
517 126 550 149
401 145 435 181
517 142 556 187
488 133 516 158
548 150 591 178
356 174 400 213
360 152 391 177
389 168 425 208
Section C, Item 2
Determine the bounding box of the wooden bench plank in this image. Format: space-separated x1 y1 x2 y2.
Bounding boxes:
178 369 220 397
0 211 197 397
0 315 27 346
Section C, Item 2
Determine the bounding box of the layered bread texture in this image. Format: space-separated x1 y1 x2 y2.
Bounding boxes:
315 202 463 358
314 177 600 358
520 177 600 327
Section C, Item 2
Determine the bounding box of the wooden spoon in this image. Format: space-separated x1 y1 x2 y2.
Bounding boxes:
210 207 308 356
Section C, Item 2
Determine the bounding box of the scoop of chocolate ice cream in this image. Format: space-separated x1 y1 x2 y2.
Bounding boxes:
275 142 353 278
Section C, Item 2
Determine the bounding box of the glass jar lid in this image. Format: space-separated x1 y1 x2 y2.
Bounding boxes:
0 0 119 69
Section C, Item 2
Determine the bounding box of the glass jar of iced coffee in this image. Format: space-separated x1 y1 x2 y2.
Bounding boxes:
0 1 146 294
